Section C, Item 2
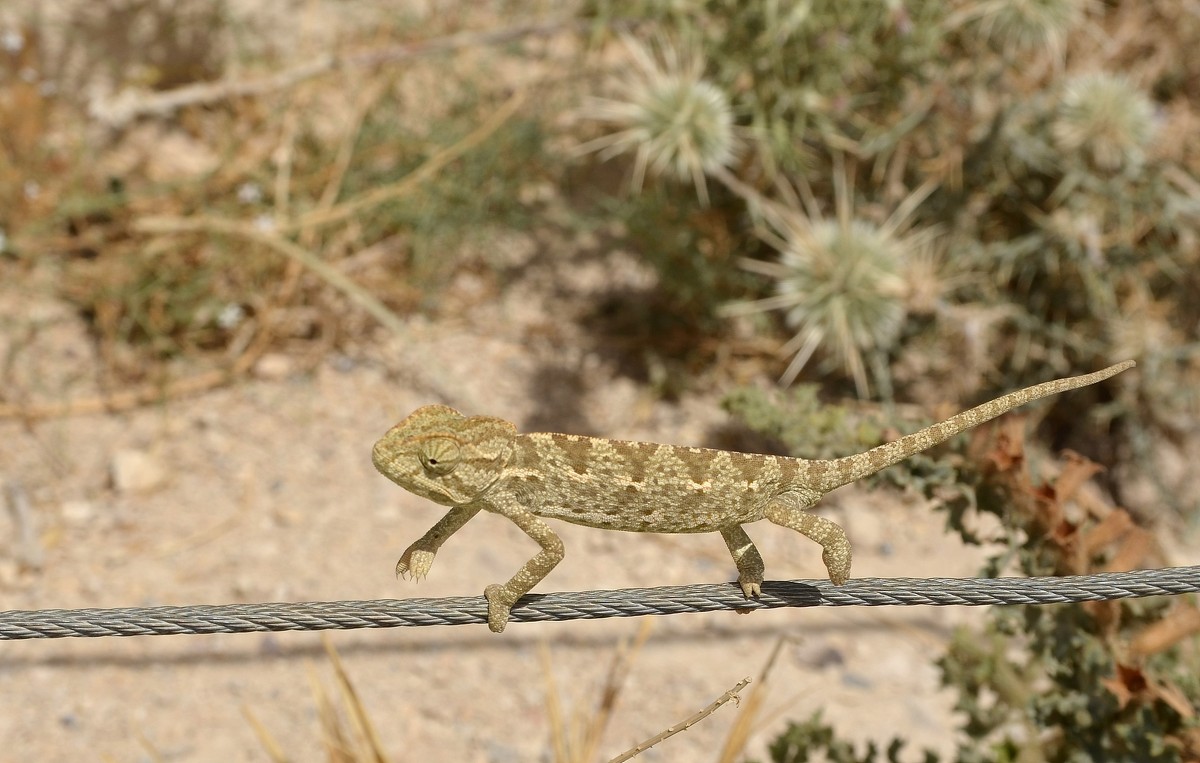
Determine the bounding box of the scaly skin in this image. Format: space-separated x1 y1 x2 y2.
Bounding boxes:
372 361 1134 632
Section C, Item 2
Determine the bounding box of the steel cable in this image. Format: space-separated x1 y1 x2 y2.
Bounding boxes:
2 566 1197 640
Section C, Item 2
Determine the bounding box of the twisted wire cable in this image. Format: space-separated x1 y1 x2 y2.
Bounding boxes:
2 566 1197 640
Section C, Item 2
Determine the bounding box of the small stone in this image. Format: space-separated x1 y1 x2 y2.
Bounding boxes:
60 500 96 523
329 353 356 373
791 640 846 669
0 558 18 586
110 449 166 494
253 352 293 380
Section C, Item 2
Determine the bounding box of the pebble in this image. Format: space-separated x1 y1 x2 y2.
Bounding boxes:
253 352 293 380
110 449 166 494
60 500 96 523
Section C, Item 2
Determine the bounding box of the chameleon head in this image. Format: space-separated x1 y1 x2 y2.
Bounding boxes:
372 404 517 506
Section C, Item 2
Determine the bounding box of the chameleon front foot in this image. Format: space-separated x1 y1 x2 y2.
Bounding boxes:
484 584 516 633
395 546 436 580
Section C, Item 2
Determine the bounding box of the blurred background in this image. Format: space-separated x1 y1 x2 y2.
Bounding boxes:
0 1 1197 761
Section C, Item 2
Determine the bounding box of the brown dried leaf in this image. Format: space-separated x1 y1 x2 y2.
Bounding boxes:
1104 526 1154 573
977 415 1028 474
1054 450 1106 506
1101 663 1146 709
1130 606 1200 659
1031 482 1067 541
1081 510 1135 558
1102 662 1196 719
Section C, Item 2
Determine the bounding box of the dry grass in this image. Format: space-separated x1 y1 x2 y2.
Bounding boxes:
0 7 562 420
246 636 391 763
541 621 655 763
537 622 795 763
238 625 769 762
245 625 794 762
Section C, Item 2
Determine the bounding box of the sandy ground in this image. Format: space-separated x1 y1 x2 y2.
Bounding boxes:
0 236 1006 762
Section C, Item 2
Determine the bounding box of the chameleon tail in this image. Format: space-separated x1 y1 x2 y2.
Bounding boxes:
809 360 1135 494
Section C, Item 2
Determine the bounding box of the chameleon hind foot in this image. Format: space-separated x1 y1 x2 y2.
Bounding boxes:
484 584 516 633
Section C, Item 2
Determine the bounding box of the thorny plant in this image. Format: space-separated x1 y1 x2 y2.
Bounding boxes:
576 0 1199 515
575 33 741 206
720 156 940 397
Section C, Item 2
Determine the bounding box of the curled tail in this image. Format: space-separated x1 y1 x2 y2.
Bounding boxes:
807 360 1134 494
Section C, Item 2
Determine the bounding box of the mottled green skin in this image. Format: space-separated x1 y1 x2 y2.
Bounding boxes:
505 434 819 532
372 361 1134 632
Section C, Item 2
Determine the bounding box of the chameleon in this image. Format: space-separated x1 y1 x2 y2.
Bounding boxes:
372 360 1134 632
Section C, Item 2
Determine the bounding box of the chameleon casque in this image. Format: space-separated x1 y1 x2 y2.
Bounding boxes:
373 361 1134 632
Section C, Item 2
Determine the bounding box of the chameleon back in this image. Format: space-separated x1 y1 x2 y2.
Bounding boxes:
495 433 805 533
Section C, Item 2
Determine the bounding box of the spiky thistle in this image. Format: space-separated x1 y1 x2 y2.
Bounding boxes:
723 159 937 396
576 34 739 204
1053 72 1156 173
956 0 1089 60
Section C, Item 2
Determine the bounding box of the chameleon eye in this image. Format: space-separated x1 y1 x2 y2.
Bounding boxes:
419 438 460 476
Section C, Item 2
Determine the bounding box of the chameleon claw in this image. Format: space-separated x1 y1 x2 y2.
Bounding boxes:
396 548 436 580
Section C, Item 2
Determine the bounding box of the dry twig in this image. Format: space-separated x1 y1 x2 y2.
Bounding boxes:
607 678 752 763
0 366 236 420
3 480 43 571
89 20 569 127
